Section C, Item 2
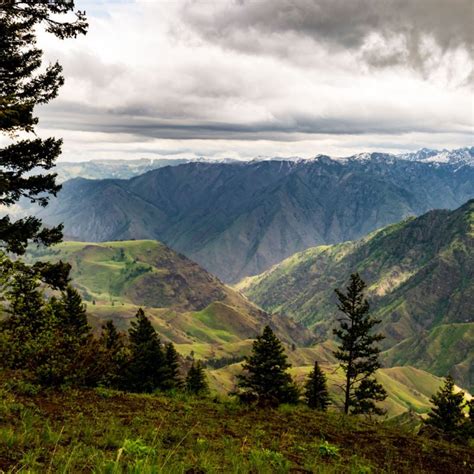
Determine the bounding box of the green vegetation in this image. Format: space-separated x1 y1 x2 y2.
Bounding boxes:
0 2 86 255
304 361 330 411
186 361 209 395
333 274 387 415
236 325 299 406
423 376 472 442
0 381 472 473
239 200 474 391
20 239 469 419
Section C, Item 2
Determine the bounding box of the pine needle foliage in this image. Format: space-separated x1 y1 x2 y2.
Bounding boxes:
125 308 167 393
237 325 299 406
333 273 387 415
186 360 209 395
304 361 330 411
425 376 467 441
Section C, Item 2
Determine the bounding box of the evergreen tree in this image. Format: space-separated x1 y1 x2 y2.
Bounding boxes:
163 343 183 390
0 268 95 386
186 360 209 395
0 1 87 257
56 286 90 338
125 308 167 393
304 361 330 411
98 320 127 388
237 325 299 406
425 376 466 441
333 273 387 415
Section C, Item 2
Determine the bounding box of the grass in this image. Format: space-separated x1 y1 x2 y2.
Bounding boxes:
0 381 472 474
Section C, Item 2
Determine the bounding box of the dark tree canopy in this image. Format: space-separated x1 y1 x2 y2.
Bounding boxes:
425 376 467 441
0 266 95 386
0 1 87 257
333 273 387 415
125 308 167 393
304 361 330 411
163 342 183 390
98 320 127 388
237 325 298 406
186 360 209 396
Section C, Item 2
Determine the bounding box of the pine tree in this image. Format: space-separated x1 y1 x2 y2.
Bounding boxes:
425 376 466 440
0 268 95 386
0 2 87 257
125 308 167 393
237 325 299 406
99 320 127 388
163 343 183 390
333 273 387 415
56 286 90 338
186 360 209 395
304 361 330 411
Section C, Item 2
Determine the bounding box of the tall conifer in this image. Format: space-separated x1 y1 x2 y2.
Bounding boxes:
163 342 183 390
237 325 298 405
125 308 167 393
333 273 387 415
186 360 208 395
304 361 330 411
425 376 466 440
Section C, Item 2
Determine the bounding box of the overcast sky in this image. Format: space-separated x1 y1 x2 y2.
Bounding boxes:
35 0 473 161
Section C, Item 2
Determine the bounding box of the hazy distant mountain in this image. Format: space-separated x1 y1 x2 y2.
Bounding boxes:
237 200 474 390
398 147 474 168
38 150 474 282
52 147 474 182
54 158 190 182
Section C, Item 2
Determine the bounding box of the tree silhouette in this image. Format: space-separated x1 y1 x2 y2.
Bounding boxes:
237 325 298 406
304 361 330 411
333 273 387 415
186 360 209 395
425 376 466 441
163 342 184 390
0 2 87 257
125 308 167 393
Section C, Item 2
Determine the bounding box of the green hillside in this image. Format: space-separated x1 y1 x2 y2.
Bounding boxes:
238 200 474 391
27 240 312 350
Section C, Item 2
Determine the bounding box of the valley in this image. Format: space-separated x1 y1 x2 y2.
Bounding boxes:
27 230 473 417
36 149 474 283
238 200 474 391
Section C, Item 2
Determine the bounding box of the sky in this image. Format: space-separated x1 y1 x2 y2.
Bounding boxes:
35 0 474 161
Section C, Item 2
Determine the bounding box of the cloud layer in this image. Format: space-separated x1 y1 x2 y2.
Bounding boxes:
32 0 473 161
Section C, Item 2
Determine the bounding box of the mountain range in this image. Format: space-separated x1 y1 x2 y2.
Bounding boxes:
37 148 474 282
237 200 474 391
52 147 474 182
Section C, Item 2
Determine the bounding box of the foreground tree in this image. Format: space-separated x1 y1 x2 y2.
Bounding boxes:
0 269 95 386
0 1 87 256
236 325 298 406
425 376 466 441
186 360 209 396
55 286 90 338
333 273 387 415
304 361 330 411
163 343 183 390
98 320 127 388
125 308 167 393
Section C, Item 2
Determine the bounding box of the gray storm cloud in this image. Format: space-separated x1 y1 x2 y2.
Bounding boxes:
32 0 473 161
182 0 473 76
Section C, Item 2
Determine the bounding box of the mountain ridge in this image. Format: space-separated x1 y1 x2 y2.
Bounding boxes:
237 200 474 391
37 154 474 282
